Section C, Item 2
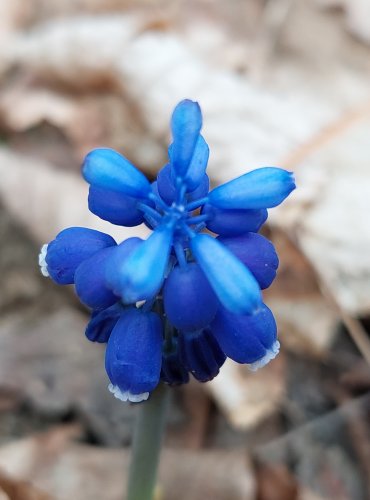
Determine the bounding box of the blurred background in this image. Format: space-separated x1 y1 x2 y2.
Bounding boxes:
0 0 370 499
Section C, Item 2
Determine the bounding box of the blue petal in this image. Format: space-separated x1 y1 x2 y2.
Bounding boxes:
105 237 143 295
156 164 177 205
85 303 124 343
210 304 277 364
157 163 209 205
163 262 218 331
202 204 268 236
183 135 209 191
74 247 118 310
219 233 279 289
161 338 189 386
190 233 262 314
117 225 174 303
46 227 116 284
105 308 163 395
82 148 151 199
88 186 145 226
170 99 202 178
178 329 226 382
208 167 295 209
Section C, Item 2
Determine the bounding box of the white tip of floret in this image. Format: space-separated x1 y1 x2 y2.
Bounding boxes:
38 244 50 277
108 383 149 403
248 340 280 372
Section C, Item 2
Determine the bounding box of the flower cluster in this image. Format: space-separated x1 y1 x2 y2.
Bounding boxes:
39 100 295 403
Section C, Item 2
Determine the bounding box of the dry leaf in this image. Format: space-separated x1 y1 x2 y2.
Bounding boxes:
0 469 51 500
207 354 285 430
317 0 370 44
275 114 370 316
0 147 150 244
265 232 339 357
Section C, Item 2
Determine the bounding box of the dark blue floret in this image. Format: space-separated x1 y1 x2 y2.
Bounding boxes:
105 308 163 401
45 227 116 285
210 304 278 365
74 246 118 310
88 186 146 227
219 233 279 289
202 205 268 236
40 98 295 402
85 303 124 343
178 329 226 382
161 338 189 386
163 262 219 331
157 164 209 206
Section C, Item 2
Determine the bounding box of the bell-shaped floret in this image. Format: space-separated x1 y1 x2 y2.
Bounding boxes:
186 174 209 202
178 329 226 382
210 304 279 367
116 225 174 304
105 237 143 295
190 234 262 315
171 135 209 192
82 148 151 199
74 246 118 310
163 262 218 331
88 186 146 226
170 100 202 179
208 167 295 209
157 164 209 206
44 227 116 285
105 308 163 401
85 303 124 343
219 233 279 289
161 338 189 386
156 164 178 205
202 204 267 236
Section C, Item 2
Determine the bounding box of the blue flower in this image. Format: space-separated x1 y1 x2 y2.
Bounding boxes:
39 99 295 402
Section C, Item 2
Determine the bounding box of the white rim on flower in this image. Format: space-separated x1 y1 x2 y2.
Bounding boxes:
248 340 280 372
38 244 50 277
108 383 149 403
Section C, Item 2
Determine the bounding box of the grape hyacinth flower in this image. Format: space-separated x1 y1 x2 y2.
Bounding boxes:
39 99 295 404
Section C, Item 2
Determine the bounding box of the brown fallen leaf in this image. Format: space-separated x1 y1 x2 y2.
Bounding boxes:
254 462 298 500
0 470 51 500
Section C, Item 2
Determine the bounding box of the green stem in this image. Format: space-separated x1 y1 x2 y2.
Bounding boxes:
126 383 170 500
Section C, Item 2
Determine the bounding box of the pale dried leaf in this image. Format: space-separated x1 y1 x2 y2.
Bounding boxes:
0 469 51 500
0 147 150 244
316 0 370 44
207 355 285 429
265 233 339 357
276 114 370 315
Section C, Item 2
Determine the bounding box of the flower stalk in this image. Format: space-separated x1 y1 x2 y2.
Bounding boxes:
126 383 170 500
